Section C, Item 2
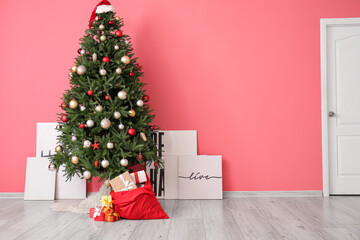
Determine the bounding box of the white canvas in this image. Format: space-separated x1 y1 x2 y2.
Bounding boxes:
24 157 56 200
56 165 86 199
178 155 223 199
36 122 58 158
164 155 179 199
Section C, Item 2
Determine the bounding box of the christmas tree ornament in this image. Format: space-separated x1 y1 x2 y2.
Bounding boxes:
55 145 63 153
136 100 144 107
98 17 102 20
80 105 86 111
104 179 111 187
115 67 122 74
139 154 143 160
99 68 107 76
109 20 113 24
124 39 129 44
95 16 99 21
61 102 67 110
150 125 156 131
101 118 111 129
71 65 77 73
83 140 91 148
71 135 77 141
86 119 95 128
115 30 123 37
71 156 79 164
48 163 56 171
80 123 85 129
140 132 147 141
77 48 82 54
95 105 103 112
118 123 125 130
55 124 62 130
83 170 91 179
68 72 73 79
129 72 134 77
94 160 99 167
80 49 86 55
69 99 78 109
117 90 127 100
120 158 128 167
91 140 100 150
114 45 119 50
128 128 136 136
113 111 121 119
61 115 67 122
128 109 136 117
100 35 106 41
106 142 114 149
137 64 143 70
115 16 120 21
92 53 97 62
154 162 158 168
143 95 150 102
121 55 130 64
102 57 110 63
105 95 110 100
99 24 105 30
87 89 94 96
101 159 110 168
77 65 87 75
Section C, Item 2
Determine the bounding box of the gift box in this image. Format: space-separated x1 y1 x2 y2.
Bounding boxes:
100 195 113 208
90 206 105 221
105 212 120 222
110 171 137 192
130 170 147 184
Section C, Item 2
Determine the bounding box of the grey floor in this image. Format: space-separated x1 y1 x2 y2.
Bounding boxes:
1 197 360 240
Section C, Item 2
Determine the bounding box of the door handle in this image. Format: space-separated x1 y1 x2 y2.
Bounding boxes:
328 111 336 117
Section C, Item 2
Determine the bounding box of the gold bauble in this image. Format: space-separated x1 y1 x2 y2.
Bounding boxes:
69 99 78 109
71 156 79 164
71 65 77 73
129 109 136 117
55 145 63 153
140 132 147 142
121 56 130 65
115 16 120 21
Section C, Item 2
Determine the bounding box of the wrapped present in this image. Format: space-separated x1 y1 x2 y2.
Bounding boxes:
105 212 120 222
130 170 147 184
100 195 113 208
90 206 105 221
110 171 137 192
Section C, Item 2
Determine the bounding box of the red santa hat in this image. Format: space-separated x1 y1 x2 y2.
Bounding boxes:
89 0 115 28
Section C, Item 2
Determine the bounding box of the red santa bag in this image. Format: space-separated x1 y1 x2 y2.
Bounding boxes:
110 173 169 220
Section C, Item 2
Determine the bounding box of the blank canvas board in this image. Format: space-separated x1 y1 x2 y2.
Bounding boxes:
164 155 179 199
56 165 86 199
178 155 223 199
24 157 56 200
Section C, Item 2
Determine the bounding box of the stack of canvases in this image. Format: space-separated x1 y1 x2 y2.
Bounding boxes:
90 170 168 221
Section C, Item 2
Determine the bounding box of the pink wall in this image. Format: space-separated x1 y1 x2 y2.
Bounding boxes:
1 0 360 192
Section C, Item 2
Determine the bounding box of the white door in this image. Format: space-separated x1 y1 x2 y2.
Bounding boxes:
325 21 360 194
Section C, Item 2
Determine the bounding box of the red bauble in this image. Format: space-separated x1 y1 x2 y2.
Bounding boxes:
77 49 82 54
108 20 113 24
115 30 123 37
143 95 150 102
102 57 110 63
150 125 155 131
154 162 158 168
98 17 102 20
128 128 136 136
105 95 110 100
61 102 67 110
87 90 94 96
94 160 99 167
80 123 85 129
139 154 143 160
129 72 134 77
61 115 67 122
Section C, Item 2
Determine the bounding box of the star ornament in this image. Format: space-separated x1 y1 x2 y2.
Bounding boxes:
91 141 100 150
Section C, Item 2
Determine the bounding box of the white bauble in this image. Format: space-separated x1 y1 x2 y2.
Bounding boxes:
92 53 97 62
80 49 86 55
99 68 107 76
124 39 129 44
100 35 106 41
83 170 92 179
95 105 103 112
104 179 111 187
136 100 144 107
99 24 105 30
113 111 121 119
83 140 91 148
120 158 128 167
71 135 77 141
95 16 99 21
106 142 114 149
114 45 119 50
77 65 86 75
101 159 110 168
86 119 94 128
80 105 86 111
118 123 125 130
100 118 111 129
117 90 127 100
115 67 122 74
121 55 130 65
48 163 56 171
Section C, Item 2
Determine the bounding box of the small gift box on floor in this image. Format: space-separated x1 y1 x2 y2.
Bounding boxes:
90 206 105 221
110 171 137 192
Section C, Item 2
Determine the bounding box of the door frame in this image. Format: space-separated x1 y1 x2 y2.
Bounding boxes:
320 17 360 197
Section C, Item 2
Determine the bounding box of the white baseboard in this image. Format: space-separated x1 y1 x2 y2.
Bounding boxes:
0 192 24 199
223 191 323 198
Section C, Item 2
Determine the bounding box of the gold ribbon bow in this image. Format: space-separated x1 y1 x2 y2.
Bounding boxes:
100 195 113 208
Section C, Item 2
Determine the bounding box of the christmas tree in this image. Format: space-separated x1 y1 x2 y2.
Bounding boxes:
51 0 161 183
